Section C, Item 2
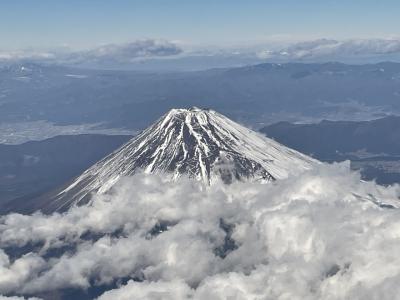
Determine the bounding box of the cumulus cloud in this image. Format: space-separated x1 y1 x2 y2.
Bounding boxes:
1 163 400 299
97 280 192 300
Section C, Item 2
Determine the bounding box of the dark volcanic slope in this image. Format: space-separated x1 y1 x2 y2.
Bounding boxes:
261 116 400 184
261 116 400 160
0 134 132 212
2 62 400 129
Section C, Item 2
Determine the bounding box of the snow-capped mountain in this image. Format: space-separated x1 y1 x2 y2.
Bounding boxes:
45 107 317 211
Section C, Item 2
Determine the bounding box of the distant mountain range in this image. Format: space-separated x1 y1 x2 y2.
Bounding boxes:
1 62 400 134
261 116 400 184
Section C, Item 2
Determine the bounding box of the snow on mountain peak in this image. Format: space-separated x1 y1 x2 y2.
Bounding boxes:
46 107 317 211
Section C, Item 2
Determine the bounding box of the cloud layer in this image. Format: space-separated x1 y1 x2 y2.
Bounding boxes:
0 39 183 65
256 38 400 61
1 162 400 299
70 39 183 64
2 38 400 68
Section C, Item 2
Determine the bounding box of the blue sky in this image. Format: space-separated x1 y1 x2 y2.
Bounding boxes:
1 0 399 50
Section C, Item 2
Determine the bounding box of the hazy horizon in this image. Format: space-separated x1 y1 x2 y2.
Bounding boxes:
2 1 400 68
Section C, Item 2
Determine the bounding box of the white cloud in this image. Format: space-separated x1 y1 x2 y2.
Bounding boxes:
98 279 192 300
0 163 400 298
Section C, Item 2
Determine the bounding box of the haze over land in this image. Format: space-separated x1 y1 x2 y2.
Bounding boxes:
1 62 400 143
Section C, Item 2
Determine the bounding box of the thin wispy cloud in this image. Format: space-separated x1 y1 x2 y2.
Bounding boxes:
257 38 400 60
70 39 183 64
0 39 183 65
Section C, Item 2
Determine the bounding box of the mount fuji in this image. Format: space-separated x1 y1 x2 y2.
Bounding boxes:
28 107 317 213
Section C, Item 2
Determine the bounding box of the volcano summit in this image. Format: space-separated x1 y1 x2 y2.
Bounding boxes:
31 107 317 212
